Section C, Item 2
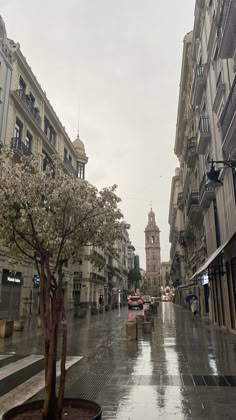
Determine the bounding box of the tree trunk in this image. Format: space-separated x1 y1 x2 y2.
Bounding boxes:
57 276 67 418
41 258 59 420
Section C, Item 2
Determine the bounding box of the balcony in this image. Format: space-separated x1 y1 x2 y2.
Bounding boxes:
218 0 236 59
15 90 41 127
177 192 184 210
184 137 197 168
199 174 215 209
178 230 187 248
90 272 105 283
11 137 32 156
90 249 106 266
197 116 211 154
191 64 207 106
64 156 78 177
213 73 226 114
187 192 200 221
220 74 236 156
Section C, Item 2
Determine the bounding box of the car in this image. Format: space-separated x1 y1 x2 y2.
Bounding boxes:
142 295 151 304
128 296 143 310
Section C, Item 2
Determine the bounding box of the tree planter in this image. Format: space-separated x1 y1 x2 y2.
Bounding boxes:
2 398 102 420
13 320 25 331
0 320 14 338
91 307 98 316
79 308 87 318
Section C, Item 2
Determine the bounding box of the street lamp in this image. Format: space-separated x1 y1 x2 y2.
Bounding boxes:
207 159 236 200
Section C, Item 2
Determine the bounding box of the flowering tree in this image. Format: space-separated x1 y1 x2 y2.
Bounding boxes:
0 149 127 419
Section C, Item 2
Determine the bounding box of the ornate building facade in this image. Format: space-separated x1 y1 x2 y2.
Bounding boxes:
145 209 161 296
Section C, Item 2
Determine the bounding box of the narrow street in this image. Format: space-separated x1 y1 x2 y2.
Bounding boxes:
0 304 236 419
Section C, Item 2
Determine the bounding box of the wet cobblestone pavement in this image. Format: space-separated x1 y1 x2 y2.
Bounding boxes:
1 303 236 419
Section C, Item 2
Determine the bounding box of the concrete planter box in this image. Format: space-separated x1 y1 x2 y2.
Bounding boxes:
0 320 14 338
14 320 25 331
144 309 153 322
136 314 144 325
143 321 152 333
126 320 137 340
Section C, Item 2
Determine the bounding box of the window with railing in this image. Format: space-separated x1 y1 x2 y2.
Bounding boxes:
77 162 85 179
25 130 32 152
44 117 56 147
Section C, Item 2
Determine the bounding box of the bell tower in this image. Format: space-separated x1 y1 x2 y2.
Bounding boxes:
145 209 161 296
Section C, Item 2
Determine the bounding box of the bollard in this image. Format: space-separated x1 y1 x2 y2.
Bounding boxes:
126 320 137 340
143 321 152 333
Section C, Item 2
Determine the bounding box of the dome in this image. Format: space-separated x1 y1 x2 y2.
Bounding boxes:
73 133 88 163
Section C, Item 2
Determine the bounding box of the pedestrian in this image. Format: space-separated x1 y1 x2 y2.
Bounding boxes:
190 296 198 321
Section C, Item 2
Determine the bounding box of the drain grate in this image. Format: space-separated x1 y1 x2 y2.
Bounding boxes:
105 374 236 387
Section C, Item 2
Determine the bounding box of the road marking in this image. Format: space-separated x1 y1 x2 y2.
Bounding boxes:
0 356 82 419
0 355 13 361
0 355 44 380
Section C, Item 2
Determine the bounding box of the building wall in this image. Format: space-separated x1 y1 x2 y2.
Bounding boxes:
169 0 236 331
0 17 13 144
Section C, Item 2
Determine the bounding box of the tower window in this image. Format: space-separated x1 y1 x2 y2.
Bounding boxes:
151 236 155 244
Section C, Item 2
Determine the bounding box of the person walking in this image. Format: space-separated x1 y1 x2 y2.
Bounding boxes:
190 296 198 321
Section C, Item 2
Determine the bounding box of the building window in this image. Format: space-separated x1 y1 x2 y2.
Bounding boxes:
14 118 23 139
44 117 56 147
19 76 26 93
151 236 155 244
28 92 35 106
25 130 32 152
64 147 68 160
42 149 50 171
77 162 85 179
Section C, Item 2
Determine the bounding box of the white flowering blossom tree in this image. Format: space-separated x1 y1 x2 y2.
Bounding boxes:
0 149 127 419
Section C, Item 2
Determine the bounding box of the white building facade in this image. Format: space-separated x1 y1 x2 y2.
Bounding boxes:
169 0 236 332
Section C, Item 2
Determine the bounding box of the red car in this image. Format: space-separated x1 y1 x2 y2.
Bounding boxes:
128 296 143 310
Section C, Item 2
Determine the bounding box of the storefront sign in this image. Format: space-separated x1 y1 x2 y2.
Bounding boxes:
2 269 23 285
33 275 40 286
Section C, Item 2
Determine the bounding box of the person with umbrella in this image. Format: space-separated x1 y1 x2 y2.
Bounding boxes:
190 296 198 321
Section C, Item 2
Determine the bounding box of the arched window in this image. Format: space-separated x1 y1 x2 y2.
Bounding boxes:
151 236 155 243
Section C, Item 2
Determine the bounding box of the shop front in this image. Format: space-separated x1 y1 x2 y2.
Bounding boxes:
0 269 23 319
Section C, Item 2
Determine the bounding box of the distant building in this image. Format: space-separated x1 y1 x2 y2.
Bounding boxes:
145 209 161 296
160 262 171 289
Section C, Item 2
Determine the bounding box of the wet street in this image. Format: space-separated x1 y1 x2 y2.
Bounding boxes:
1 303 236 419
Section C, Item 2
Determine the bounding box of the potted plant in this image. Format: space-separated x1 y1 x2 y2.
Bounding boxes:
0 150 127 419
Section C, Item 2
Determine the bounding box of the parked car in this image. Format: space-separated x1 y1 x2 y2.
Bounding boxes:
128 296 143 310
142 295 151 304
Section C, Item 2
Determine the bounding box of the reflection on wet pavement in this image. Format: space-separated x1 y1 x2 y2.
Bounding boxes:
1 303 236 419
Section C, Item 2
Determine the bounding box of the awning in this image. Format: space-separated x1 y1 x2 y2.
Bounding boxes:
190 232 236 281
177 283 196 291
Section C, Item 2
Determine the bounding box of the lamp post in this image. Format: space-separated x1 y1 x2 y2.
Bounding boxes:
207 159 236 202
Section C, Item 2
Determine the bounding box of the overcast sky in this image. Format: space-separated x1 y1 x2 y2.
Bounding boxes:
1 0 195 267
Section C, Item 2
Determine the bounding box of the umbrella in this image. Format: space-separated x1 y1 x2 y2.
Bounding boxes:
185 294 197 303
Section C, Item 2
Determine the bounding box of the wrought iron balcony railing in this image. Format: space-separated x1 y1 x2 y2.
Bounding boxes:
64 156 78 177
220 73 236 141
16 90 41 126
11 137 32 156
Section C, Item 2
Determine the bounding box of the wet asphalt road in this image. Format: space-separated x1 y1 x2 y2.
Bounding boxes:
1 303 236 419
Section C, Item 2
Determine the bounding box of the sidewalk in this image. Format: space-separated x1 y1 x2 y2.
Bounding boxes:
0 304 236 419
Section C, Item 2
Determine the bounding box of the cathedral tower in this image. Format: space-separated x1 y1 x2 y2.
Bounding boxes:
145 209 161 295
